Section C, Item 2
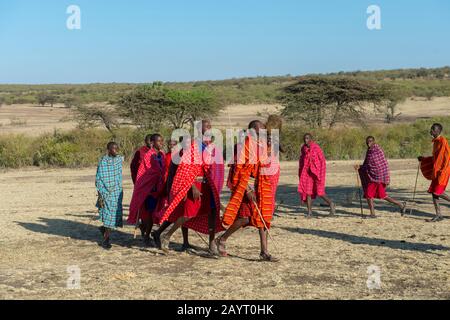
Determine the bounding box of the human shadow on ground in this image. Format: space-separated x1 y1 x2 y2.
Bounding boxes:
16 216 215 256
280 226 450 255
16 217 136 248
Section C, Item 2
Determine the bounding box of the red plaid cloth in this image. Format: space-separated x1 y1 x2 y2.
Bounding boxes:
358 144 390 191
298 142 326 202
127 146 165 225
130 149 141 184
160 141 224 234
205 143 225 194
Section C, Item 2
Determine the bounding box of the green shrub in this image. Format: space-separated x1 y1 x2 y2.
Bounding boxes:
0 135 35 168
1 117 450 168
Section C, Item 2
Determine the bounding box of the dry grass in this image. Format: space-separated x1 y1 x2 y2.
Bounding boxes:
1 159 449 300
0 104 76 136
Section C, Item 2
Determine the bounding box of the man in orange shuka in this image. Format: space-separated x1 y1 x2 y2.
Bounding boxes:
418 123 450 222
216 120 278 262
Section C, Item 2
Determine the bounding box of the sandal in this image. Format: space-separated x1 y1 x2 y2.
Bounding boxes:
139 223 145 238
259 252 279 263
151 231 161 249
98 226 106 237
160 235 170 253
181 243 193 252
143 236 154 247
400 202 407 216
101 238 112 250
429 216 444 223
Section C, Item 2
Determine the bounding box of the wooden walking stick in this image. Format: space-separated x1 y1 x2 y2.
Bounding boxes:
252 199 279 252
194 230 210 248
355 168 364 218
409 162 421 216
133 208 141 239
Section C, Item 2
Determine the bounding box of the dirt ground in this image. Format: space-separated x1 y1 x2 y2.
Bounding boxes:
1 97 450 135
0 159 449 300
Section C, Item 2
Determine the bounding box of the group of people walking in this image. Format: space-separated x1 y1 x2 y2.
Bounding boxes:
95 118 449 261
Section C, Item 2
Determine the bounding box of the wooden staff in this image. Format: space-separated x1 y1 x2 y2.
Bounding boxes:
133 208 141 239
194 231 210 248
409 162 421 216
252 199 279 252
355 168 364 218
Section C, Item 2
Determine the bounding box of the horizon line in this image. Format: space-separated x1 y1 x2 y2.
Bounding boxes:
1 65 449 86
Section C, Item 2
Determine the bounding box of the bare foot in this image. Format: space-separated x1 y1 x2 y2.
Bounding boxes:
160 235 170 252
209 242 219 256
215 237 227 257
330 203 336 216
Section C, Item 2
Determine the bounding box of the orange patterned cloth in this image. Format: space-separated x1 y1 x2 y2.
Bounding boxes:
222 135 273 229
421 135 450 194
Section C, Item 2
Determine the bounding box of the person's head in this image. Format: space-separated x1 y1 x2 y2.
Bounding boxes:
200 119 213 144
144 134 153 148
430 123 443 138
366 136 376 148
150 134 164 151
167 139 178 151
303 133 313 146
248 120 265 136
201 119 212 135
107 141 119 157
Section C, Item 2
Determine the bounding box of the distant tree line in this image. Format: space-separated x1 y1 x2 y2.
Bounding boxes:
1 66 449 107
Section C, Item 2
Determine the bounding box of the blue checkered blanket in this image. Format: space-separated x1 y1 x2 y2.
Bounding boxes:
95 155 124 228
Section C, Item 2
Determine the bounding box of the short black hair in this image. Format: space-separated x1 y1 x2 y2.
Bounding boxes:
145 133 162 143
150 133 162 142
248 120 263 130
432 123 443 134
366 136 375 142
304 133 313 139
107 141 118 150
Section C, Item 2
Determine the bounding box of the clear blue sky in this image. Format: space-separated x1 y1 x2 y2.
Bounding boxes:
1 0 449 84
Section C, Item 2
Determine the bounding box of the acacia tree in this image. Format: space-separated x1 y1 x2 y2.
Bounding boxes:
376 84 408 123
73 104 120 134
279 77 386 128
117 82 220 130
37 92 56 107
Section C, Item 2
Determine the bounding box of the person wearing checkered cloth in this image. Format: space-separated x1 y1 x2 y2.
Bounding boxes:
95 141 124 249
356 136 406 218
